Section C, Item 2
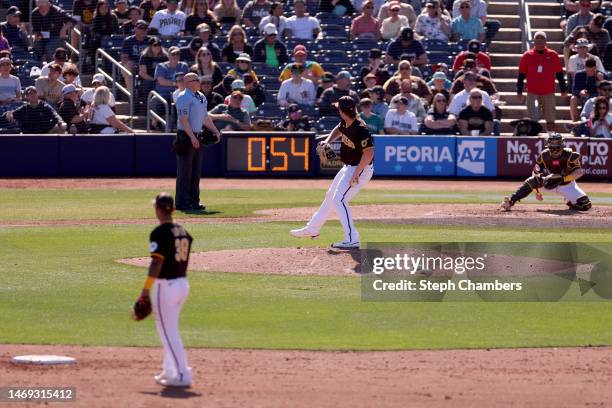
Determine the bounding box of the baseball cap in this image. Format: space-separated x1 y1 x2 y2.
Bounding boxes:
7 6 22 17
231 79 245 90
135 19 149 29
200 74 213 83
293 44 307 56
369 48 382 59
400 27 414 41
336 70 352 80
396 96 409 105
463 58 476 68
197 23 210 33
575 38 591 48
168 46 181 54
321 71 334 83
533 31 547 40
291 63 304 72
24 86 37 95
287 103 300 113
263 23 278 35
369 85 385 98
92 73 106 84
390 3 400 11
467 40 481 53
333 95 357 112
359 97 372 106
153 192 174 212
236 53 251 62
432 71 447 81
62 84 77 95
54 48 67 60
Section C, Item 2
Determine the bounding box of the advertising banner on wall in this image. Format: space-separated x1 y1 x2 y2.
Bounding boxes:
373 136 456 176
455 137 498 177
496 137 610 179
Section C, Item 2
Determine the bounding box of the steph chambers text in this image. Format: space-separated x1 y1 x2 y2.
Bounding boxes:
372 279 523 292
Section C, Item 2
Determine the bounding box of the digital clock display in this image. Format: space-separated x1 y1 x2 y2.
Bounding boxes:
223 132 315 176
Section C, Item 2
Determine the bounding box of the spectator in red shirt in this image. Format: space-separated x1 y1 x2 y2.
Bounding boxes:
452 39 491 72
517 31 567 132
351 0 382 40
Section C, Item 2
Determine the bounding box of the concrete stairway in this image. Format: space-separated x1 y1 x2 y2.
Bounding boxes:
487 0 570 134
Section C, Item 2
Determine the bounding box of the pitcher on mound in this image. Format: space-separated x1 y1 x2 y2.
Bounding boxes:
290 96 375 249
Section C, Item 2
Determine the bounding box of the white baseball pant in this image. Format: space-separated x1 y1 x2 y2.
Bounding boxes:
549 180 587 204
307 163 374 242
153 278 191 383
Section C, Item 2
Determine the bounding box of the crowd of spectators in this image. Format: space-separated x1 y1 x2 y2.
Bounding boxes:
1 0 611 137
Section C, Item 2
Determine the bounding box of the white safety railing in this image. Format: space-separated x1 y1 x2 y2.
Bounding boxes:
94 48 134 126
64 27 83 74
147 91 171 133
519 0 533 51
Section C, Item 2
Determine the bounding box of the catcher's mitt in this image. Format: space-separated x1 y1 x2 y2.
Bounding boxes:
543 174 564 190
132 295 152 321
316 143 338 165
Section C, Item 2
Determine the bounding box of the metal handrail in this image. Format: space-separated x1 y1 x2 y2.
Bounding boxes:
519 0 533 51
64 27 83 74
147 91 171 133
95 48 134 126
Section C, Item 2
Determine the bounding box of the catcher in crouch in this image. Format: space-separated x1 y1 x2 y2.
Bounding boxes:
501 133 592 212
290 96 375 249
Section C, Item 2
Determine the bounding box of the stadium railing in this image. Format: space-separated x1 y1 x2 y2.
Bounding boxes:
95 48 135 126
147 91 171 133
65 27 83 74
519 0 533 52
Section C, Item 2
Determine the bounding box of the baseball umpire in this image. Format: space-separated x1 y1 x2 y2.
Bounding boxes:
501 133 592 211
290 96 375 249
174 72 221 211
133 192 194 387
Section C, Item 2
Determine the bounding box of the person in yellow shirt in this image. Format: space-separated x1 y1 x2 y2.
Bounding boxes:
278 44 324 84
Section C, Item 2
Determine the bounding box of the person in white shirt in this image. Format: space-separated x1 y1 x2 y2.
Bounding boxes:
380 3 409 40
87 86 133 133
415 0 451 42
277 63 316 107
384 96 418 134
150 0 186 38
284 0 320 40
81 73 116 107
39 48 82 86
259 2 287 37
567 38 605 78
448 73 494 115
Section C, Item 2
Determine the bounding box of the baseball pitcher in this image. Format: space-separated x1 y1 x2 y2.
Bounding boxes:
290 96 375 249
501 133 592 212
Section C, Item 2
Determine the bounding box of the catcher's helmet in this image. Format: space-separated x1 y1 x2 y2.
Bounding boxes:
546 132 564 148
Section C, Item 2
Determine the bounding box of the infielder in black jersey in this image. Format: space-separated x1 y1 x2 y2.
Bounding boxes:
501 133 592 211
291 96 375 249
142 192 194 387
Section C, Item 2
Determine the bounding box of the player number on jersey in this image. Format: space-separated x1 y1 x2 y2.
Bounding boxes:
174 238 189 262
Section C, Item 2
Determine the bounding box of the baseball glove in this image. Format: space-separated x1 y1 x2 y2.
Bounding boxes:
198 129 220 145
132 295 152 321
543 174 564 190
316 143 338 165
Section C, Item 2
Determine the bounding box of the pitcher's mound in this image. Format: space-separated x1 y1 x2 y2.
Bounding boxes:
120 247 362 276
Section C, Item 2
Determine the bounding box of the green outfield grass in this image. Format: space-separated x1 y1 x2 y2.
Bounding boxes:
1 188 612 350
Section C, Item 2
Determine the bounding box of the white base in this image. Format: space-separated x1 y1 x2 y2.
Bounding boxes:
11 355 77 366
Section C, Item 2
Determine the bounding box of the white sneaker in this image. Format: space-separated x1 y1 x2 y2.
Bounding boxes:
290 227 319 239
500 196 512 212
331 241 360 249
158 376 191 388
154 371 167 383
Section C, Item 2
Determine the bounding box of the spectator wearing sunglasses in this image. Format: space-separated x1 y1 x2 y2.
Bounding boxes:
253 23 289 68
351 0 382 40
451 0 485 43
585 96 612 137
457 89 493 135
415 0 451 42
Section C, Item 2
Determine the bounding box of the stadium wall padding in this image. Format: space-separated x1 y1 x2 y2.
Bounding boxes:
0 134 611 179
0 134 223 177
